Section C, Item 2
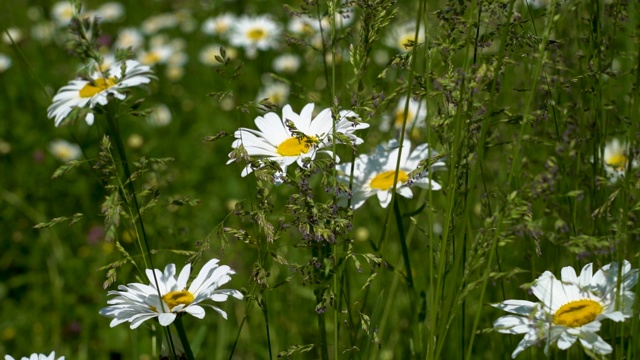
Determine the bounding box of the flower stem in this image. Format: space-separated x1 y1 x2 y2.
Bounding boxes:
103 101 176 354
174 316 195 360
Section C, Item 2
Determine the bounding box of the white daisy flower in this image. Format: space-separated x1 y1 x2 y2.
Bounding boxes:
137 44 173 67
114 28 144 50
523 0 550 9
385 23 425 53
50 1 77 27
257 82 290 106
95 2 125 22
287 15 320 36
603 138 637 183
2 28 23 45
5 351 65 360
199 44 237 66
273 54 301 73
380 96 427 132
228 15 281 58
493 261 638 358
141 13 178 34
47 59 154 127
337 139 444 209
202 13 236 36
48 139 82 161
228 103 369 177
146 103 172 127
0 53 11 73
99 258 243 329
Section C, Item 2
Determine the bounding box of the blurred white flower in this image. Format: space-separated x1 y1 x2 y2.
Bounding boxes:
603 139 637 183
199 44 235 66
51 1 77 26
114 28 144 50
141 13 177 34
5 351 65 360
0 53 12 73
48 139 82 161
95 2 125 22
2 28 23 45
228 15 281 58
257 82 290 106
146 103 172 127
380 96 427 133
202 13 236 36
273 54 301 73
385 23 425 53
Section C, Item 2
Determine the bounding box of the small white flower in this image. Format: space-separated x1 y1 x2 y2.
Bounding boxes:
47 60 154 126
603 139 637 182
287 15 320 36
337 139 444 209
2 28 23 45
137 44 173 66
114 28 144 50
50 1 77 26
146 103 172 127
380 96 427 132
49 139 82 161
228 103 369 177
99 259 243 329
202 13 236 36
0 53 11 73
5 351 65 360
141 13 177 34
257 82 290 106
493 261 638 358
199 44 237 66
273 54 301 73
228 15 281 58
95 2 125 22
385 23 425 53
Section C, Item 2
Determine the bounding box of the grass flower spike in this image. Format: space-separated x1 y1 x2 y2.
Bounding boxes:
47 59 154 127
493 261 638 358
337 139 445 209
5 352 64 360
99 259 243 329
228 103 369 178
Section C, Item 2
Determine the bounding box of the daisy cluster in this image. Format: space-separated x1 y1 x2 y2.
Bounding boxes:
493 261 638 358
227 102 445 209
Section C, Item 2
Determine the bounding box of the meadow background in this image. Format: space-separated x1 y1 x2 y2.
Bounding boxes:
1 0 640 359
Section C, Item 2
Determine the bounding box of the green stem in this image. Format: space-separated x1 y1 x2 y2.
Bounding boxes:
261 295 274 360
103 102 176 355
174 316 195 360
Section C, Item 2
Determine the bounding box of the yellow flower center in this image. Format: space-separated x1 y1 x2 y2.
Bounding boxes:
606 153 627 171
161 290 195 311
398 34 416 50
79 77 117 98
216 23 229 33
247 28 267 41
276 136 317 156
55 147 73 161
141 51 161 65
394 110 414 128
552 299 603 328
370 170 409 190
